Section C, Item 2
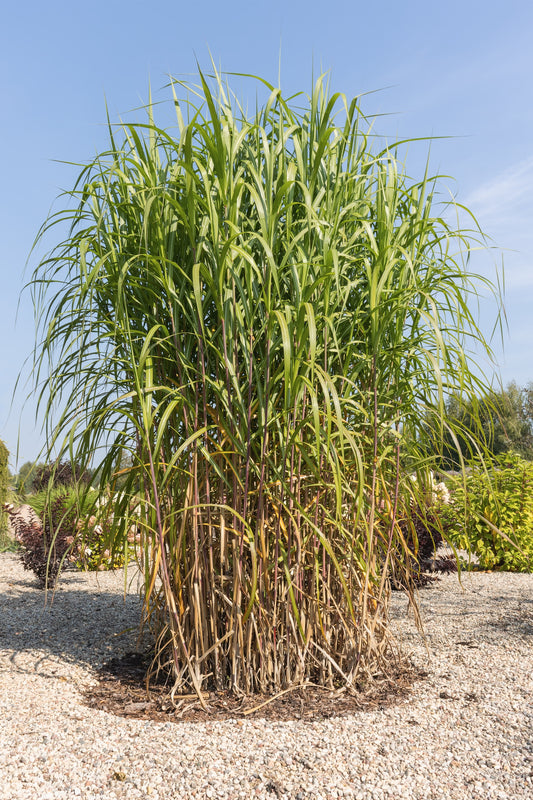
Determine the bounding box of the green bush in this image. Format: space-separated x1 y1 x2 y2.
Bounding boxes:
32 461 91 493
15 461 43 498
75 511 127 572
446 453 533 571
27 486 126 572
0 440 11 547
379 472 457 588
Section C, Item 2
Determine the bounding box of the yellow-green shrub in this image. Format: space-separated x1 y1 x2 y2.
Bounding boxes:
446 453 533 571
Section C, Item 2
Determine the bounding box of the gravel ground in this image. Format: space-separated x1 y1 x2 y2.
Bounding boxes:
0 551 532 800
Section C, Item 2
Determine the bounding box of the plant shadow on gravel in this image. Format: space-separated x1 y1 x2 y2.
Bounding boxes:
483 607 533 638
0 571 142 672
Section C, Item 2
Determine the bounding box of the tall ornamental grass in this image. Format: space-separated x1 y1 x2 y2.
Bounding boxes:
29 72 499 702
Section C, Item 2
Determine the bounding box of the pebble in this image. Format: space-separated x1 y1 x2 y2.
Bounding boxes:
0 553 532 799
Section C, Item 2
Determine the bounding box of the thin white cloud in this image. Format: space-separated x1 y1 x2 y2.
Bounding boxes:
502 267 533 290
461 157 533 296
465 156 533 222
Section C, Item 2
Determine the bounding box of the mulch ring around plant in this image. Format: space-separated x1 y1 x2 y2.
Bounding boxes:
82 651 423 724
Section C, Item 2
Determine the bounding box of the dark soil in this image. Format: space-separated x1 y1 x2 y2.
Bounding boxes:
82 651 423 724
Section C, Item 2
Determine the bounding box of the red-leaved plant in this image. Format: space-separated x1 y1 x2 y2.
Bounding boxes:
3 494 77 588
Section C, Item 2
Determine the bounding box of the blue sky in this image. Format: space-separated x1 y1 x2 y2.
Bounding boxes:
1 0 532 468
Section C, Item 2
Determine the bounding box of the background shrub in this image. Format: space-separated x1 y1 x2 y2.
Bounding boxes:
0 440 11 548
27 485 126 575
32 461 91 493
10 490 77 587
75 510 127 572
381 473 455 588
445 453 533 571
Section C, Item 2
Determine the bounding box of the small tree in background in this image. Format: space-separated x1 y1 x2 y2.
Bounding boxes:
441 382 533 467
14 460 43 497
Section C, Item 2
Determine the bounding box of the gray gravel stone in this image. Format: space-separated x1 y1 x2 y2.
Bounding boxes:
0 553 532 799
